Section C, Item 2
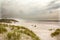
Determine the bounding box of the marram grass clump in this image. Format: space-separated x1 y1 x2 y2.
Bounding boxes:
51 29 60 37
0 24 40 40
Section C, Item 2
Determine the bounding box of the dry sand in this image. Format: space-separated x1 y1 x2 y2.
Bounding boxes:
10 19 60 40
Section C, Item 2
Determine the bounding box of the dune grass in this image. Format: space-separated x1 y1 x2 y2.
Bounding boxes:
51 29 60 37
0 23 40 40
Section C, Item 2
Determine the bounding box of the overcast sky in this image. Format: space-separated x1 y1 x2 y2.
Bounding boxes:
0 0 60 20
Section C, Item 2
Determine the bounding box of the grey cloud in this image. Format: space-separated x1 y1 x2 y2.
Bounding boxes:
47 0 60 10
48 0 57 6
47 3 60 10
0 0 59 20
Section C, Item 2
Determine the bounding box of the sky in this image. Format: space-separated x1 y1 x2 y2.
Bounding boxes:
0 0 60 20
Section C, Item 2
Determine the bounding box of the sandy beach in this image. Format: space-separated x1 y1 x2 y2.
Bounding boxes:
9 19 60 40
